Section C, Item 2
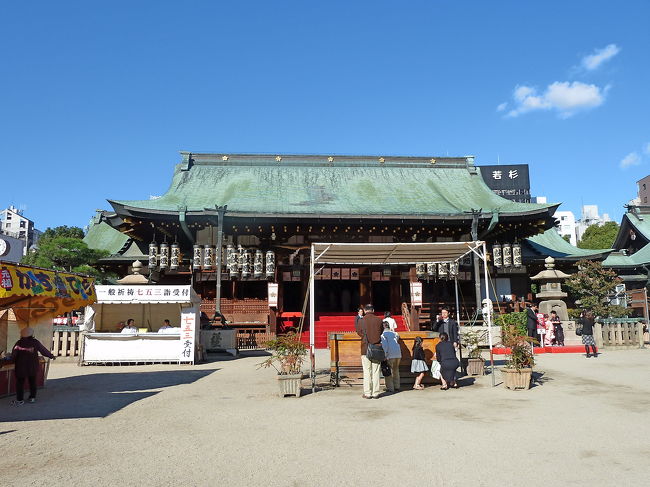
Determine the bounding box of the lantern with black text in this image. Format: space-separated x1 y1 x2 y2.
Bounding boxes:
492 244 502 268
426 263 436 278
502 244 512 267
254 249 264 278
512 242 522 267
438 263 448 279
148 240 158 269
193 245 202 269
159 241 169 270
170 242 180 270
416 263 426 279
227 244 239 279
265 250 275 279
241 249 253 278
203 246 214 271
449 261 459 278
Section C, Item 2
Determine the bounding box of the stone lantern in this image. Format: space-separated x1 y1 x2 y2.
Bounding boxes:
530 256 570 320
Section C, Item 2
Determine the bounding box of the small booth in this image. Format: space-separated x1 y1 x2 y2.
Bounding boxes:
82 285 208 365
1 261 96 397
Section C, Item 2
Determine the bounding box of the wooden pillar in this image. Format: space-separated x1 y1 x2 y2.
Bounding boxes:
359 267 370 306
390 275 401 315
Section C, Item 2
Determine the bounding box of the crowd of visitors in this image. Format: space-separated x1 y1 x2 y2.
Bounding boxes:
355 303 462 398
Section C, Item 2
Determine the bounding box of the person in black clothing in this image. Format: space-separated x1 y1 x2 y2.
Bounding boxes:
1 327 56 406
526 304 538 343
433 307 459 349
410 336 428 390
580 310 598 358
435 332 461 390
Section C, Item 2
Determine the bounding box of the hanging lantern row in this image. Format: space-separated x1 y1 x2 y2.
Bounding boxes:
187 244 275 279
416 262 459 280
492 242 522 268
149 240 181 270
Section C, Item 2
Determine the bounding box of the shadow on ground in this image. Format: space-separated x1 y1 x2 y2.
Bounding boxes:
2 368 218 422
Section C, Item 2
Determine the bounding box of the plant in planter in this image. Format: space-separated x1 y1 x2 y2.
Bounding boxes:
463 330 485 376
257 332 307 397
500 324 536 390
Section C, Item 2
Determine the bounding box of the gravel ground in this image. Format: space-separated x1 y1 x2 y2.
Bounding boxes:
1 348 649 487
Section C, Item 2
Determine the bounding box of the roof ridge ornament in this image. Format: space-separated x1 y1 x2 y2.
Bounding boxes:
275 156 282 162
222 155 229 161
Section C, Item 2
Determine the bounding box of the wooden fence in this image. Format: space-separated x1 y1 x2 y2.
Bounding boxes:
52 328 82 357
236 331 276 350
595 319 645 349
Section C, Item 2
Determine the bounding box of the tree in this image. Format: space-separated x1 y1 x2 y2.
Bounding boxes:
564 259 628 318
41 225 85 240
22 227 113 282
577 221 619 249
562 234 571 243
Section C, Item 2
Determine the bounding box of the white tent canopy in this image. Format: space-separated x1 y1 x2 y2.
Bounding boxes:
309 241 495 390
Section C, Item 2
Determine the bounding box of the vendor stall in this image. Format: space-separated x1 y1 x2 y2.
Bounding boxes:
0 261 95 397
82 285 208 365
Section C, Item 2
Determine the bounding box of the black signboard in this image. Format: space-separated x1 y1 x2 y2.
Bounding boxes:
479 164 531 203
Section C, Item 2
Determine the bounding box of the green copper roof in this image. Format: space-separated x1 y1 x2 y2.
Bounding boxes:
110 153 557 218
84 218 129 254
526 228 611 260
604 212 650 268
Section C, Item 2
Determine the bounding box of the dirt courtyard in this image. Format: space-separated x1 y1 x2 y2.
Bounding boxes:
1 348 649 487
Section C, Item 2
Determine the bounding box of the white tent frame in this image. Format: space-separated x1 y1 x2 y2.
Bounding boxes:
309 241 495 391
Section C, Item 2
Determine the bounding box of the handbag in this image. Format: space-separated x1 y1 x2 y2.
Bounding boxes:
575 319 583 336
430 361 441 380
380 360 392 377
366 343 386 362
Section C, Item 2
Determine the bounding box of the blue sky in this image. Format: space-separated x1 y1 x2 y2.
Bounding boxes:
1 0 649 231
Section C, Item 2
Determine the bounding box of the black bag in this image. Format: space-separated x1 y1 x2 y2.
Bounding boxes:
575 319 583 336
366 343 386 362
380 360 392 377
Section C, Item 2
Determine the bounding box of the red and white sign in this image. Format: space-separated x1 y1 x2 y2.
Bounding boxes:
410 282 423 307
268 283 279 308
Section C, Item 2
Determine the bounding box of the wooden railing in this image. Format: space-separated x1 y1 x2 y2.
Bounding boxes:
52 328 82 357
236 331 276 350
595 319 645 348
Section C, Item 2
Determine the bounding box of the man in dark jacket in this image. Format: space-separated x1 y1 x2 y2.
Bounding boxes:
526 304 538 343
355 304 384 399
2 327 55 406
433 307 459 349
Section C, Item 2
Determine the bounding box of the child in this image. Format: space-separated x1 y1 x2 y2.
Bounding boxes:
410 336 428 390
544 313 555 346
550 310 564 346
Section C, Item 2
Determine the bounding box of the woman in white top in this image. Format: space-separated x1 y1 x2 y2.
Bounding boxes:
383 311 398 332
380 321 402 393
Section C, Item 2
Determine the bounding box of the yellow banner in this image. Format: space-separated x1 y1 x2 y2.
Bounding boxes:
0 263 96 324
0 263 95 301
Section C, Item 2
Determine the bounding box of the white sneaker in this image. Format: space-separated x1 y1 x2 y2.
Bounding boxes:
11 400 24 407
28 398 36 403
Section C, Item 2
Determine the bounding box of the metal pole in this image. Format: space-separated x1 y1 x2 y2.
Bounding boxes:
309 244 316 392
454 271 464 374
214 206 226 317
482 242 496 386
471 211 482 313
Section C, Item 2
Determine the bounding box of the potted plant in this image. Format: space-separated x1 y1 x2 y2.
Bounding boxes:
257 332 307 397
500 323 535 390
463 330 485 376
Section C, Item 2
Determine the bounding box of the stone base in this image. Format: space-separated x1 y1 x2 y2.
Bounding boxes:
538 300 569 321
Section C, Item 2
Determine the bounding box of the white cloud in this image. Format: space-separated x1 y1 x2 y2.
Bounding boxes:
506 81 607 118
496 102 508 112
581 44 620 71
620 152 641 169
644 142 650 155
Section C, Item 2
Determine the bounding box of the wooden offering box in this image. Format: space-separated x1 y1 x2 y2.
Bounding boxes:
329 331 440 387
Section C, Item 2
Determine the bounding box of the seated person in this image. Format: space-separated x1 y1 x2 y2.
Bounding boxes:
120 318 139 334
158 319 178 334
